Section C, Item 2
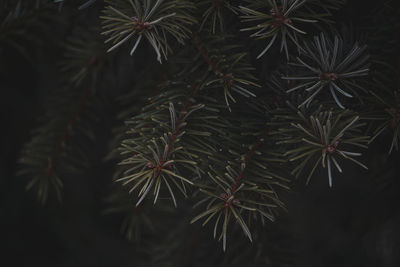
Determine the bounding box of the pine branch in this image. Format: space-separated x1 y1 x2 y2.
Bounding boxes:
192 33 260 109
283 32 370 109
270 103 369 186
191 100 289 251
17 86 99 204
17 26 108 204
101 0 196 62
116 81 225 207
239 0 322 59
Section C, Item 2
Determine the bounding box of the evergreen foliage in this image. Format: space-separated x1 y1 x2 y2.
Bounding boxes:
238 0 340 59
270 103 369 186
3 0 399 265
101 0 196 61
283 32 369 109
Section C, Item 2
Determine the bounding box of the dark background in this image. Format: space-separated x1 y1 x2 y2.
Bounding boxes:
1 0 400 266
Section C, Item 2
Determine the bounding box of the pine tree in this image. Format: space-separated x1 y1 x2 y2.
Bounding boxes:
2 0 400 266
